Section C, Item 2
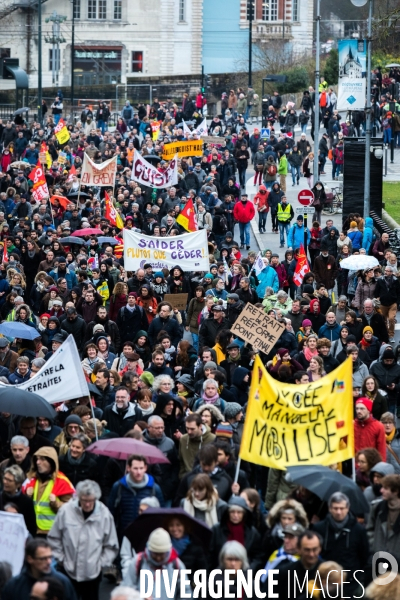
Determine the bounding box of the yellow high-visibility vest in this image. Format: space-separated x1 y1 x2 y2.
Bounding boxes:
33 479 56 531
277 203 292 222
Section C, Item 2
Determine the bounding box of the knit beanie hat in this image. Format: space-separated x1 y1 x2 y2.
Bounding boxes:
140 371 155 387
147 528 172 553
355 397 373 413
154 272 164 278
204 361 217 370
224 402 243 420
363 326 373 335
215 422 233 439
383 348 395 360
93 324 105 334
302 319 312 327
204 273 214 280
65 415 82 427
350 221 357 228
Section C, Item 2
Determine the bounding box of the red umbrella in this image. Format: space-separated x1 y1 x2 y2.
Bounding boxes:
71 228 103 237
86 438 170 464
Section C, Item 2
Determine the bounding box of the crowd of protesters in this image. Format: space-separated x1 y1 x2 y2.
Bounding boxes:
0 79 398 600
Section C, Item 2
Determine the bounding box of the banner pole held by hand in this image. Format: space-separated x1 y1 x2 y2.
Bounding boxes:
234 457 241 485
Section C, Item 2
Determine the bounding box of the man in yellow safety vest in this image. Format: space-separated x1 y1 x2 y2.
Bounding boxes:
276 195 294 248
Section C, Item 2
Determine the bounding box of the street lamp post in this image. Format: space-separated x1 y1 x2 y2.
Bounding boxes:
351 0 373 219
38 0 42 125
71 0 75 123
313 0 320 179
248 0 254 87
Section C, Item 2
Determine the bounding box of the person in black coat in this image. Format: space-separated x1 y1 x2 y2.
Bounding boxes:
102 388 143 437
0 464 37 536
148 304 182 349
312 492 369 595
361 300 389 344
165 516 207 587
208 496 264 571
116 293 149 345
317 338 340 373
228 367 250 406
58 433 100 486
167 265 192 299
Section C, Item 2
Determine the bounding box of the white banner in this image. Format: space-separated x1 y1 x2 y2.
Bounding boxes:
131 151 178 189
81 154 117 187
0 335 89 404
182 120 191 135
0 512 28 575
253 252 265 276
337 39 367 111
124 228 209 271
182 119 208 137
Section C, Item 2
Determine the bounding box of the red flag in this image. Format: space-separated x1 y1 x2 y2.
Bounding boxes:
293 244 310 287
2 242 8 264
28 163 46 186
105 191 117 227
67 165 77 182
50 195 69 210
176 198 198 232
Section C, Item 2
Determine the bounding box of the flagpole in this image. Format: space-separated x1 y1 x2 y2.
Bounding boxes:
234 457 241 484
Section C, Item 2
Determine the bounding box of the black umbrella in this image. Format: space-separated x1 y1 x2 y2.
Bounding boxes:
13 107 30 116
67 191 91 199
286 465 370 514
143 155 162 164
124 508 212 551
0 387 56 419
58 236 85 246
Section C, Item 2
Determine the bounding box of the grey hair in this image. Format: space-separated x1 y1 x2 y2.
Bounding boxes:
147 415 164 427
203 378 218 391
76 479 102 500
32 358 46 369
328 492 350 508
218 540 249 570
277 290 288 299
152 374 174 393
139 496 161 509
264 286 274 297
70 433 90 449
384 265 394 273
11 435 29 447
111 587 142 600
4 465 25 486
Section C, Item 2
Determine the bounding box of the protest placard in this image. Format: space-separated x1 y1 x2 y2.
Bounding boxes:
131 151 178 189
162 140 204 159
81 154 117 187
231 303 285 354
240 355 354 469
164 293 189 311
202 136 226 145
124 229 209 271
0 512 28 574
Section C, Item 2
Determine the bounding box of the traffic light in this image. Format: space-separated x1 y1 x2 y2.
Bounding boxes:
247 0 254 20
202 74 212 95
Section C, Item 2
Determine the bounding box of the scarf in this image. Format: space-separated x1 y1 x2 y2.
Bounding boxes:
230 274 241 291
228 354 241 363
202 391 219 405
139 404 155 417
386 428 396 444
171 535 191 556
183 495 219 528
67 449 85 465
360 337 371 349
126 473 149 491
326 513 349 532
227 521 245 546
304 346 318 362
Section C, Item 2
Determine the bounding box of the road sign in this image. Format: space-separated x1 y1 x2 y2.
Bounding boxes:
261 128 271 138
298 189 314 206
296 206 314 215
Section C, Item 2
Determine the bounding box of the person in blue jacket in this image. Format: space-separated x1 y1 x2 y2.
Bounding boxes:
347 220 363 251
318 312 342 341
287 215 311 250
362 217 374 253
256 258 279 299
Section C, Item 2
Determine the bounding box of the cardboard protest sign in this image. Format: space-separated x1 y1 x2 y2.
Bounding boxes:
164 293 189 311
131 151 178 189
240 355 354 469
81 154 117 187
162 140 204 159
202 136 226 145
124 229 209 271
231 303 285 354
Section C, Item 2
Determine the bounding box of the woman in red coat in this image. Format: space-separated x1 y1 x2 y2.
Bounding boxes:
108 281 128 322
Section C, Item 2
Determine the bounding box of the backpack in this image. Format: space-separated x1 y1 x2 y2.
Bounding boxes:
372 227 381 243
219 215 228 233
335 148 344 162
267 163 277 176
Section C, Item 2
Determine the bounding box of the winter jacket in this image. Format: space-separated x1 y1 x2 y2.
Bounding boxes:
142 430 179 501
361 312 389 344
318 321 342 341
186 297 205 333
103 402 143 437
179 425 215 478
233 199 255 223
255 266 279 299
116 305 149 345
313 254 338 289
357 336 381 367
47 499 118 582
109 474 164 535
370 359 400 407
49 267 77 290
374 276 400 307
83 316 120 352
348 229 363 251
59 315 87 351
353 279 377 311
174 464 233 506
321 231 339 257
287 223 310 250
367 499 400 561
386 430 400 474
2 566 77 600
198 316 230 350
362 217 374 253
354 416 386 460
352 359 370 389
148 314 181 348
123 548 186 600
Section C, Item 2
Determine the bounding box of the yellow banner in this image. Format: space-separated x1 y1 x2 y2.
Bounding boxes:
162 140 204 159
55 127 70 145
239 355 354 470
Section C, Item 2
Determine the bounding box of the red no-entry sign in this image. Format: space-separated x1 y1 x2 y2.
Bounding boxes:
298 189 314 206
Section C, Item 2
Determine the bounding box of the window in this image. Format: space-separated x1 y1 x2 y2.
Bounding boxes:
49 49 61 71
73 0 81 19
114 0 121 19
292 0 299 21
88 0 106 19
131 51 143 73
262 0 278 21
179 0 185 22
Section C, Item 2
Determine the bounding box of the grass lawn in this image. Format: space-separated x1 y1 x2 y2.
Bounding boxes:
383 182 400 224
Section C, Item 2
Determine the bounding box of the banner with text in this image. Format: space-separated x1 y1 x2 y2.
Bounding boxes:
0 335 89 403
0 513 28 575
81 154 117 187
162 140 204 160
231 303 285 354
131 151 178 189
239 355 354 470
337 39 367 111
124 229 209 271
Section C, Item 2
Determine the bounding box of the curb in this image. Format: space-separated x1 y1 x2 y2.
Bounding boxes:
250 218 265 251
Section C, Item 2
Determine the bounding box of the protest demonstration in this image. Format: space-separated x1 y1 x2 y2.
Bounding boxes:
0 1 400 598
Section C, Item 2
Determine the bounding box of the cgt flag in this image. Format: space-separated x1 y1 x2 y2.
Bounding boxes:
105 191 124 229
239 355 354 470
176 199 198 232
293 244 310 286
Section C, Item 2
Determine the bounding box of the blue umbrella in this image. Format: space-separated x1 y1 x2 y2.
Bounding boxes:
0 322 40 341
97 236 118 245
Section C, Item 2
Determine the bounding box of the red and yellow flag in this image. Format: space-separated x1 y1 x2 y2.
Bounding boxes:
176 198 198 233
293 244 310 286
105 191 124 229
